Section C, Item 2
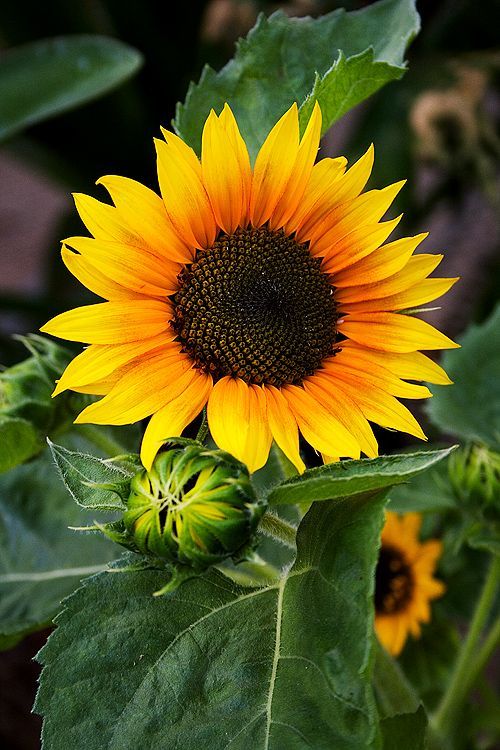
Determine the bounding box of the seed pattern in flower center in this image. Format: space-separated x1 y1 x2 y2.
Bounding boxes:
172 227 338 386
375 545 415 614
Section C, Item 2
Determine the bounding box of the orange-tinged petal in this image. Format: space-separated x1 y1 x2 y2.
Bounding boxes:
333 233 428 287
323 349 432 399
269 102 322 230
332 377 427 441
140 372 212 470
341 277 459 314
304 374 378 458
250 103 300 227
338 312 460 353
96 175 192 263
264 385 305 473
339 342 453 385
155 135 216 249
295 145 374 240
307 181 405 256
74 347 194 425
61 245 143 302
321 217 402 272
53 334 176 396
336 254 444 304
41 300 171 344
73 193 138 245
282 384 360 458
64 236 180 297
284 156 347 235
202 109 248 233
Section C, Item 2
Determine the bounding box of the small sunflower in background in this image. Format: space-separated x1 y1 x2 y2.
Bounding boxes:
41 103 458 472
375 511 445 656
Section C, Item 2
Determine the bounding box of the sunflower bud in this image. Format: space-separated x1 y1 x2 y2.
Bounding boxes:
448 443 500 506
122 442 265 569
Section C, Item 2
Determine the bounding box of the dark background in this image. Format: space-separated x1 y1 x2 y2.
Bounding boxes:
0 1 499 747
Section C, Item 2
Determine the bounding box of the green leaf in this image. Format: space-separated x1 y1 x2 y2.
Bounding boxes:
427 305 500 451
373 641 420 719
267 448 454 506
0 442 120 649
387 452 456 513
48 441 140 511
0 35 143 142
175 0 420 159
36 488 387 748
380 706 427 750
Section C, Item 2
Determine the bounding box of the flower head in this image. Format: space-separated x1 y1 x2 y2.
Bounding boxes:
42 103 458 472
375 511 445 656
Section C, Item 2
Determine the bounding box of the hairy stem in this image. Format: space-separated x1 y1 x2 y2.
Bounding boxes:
259 512 297 548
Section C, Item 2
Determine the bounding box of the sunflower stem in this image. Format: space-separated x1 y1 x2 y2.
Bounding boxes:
77 425 127 457
195 409 209 444
259 512 297 548
430 554 500 742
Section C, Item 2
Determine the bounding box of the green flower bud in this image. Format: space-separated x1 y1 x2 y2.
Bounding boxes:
449 443 500 506
122 442 265 569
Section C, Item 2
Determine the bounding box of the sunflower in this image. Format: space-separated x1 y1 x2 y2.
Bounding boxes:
41 103 458 472
374 511 445 656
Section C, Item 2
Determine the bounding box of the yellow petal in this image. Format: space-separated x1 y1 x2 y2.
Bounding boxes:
264 385 305 473
201 109 248 233
207 378 271 472
304 375 378 458
96 175 192 263
322 355 432 399
333 233 428 287
269 102 322 230
218 103 252 225
332 377 427 441
41 300 171 344
338 342 453 385
284 156 347 235
338 312 460 352
74 347 194 425
61 245 141 301
250 103 300 227
53 334 176 396
140 372 212 470
73 193 138 245
321 217 402 272
282 384 361 458
342 277 459 314
64 236 180 297
336 254 444 304
307 181 405 256
155 134 216 249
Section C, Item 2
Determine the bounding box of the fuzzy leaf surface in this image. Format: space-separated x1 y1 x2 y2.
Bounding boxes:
427 305 500 450
48 441 140 511
175 0 419 159
36 491 387 749
267 448 454 506
0 35 142 141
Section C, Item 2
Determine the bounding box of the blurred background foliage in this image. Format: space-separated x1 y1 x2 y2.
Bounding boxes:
0 1 499 748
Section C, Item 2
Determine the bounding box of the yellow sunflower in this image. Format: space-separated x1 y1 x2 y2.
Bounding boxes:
41 103 458 472
375 511 445 656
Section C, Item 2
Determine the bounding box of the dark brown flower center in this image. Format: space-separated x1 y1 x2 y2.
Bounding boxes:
375 545 414 615
172 227 338 387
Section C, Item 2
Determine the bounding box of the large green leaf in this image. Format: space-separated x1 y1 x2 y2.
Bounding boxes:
36 490 387 749
267 448 454 506
175 0 419 159
0 35 143 141
0 431 135 649
387 452 456 513
380 706 427 750
426 305 500 450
